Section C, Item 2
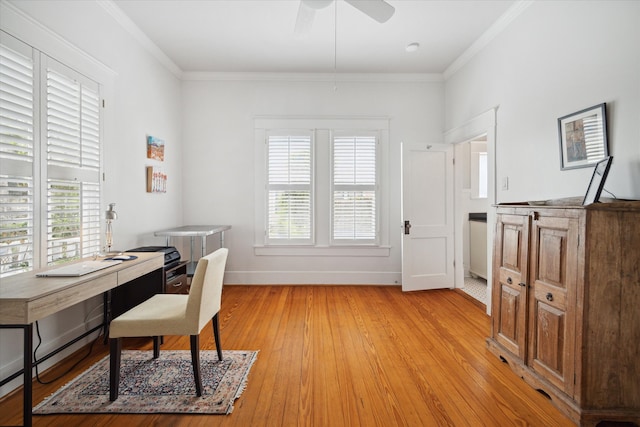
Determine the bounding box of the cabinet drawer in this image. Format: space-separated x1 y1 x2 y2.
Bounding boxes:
165 273 188 294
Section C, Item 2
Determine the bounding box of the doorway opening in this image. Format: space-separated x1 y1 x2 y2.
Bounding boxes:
454 137 488 305
445 107 497 314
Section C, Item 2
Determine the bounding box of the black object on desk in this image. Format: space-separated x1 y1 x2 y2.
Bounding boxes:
128 246 181 269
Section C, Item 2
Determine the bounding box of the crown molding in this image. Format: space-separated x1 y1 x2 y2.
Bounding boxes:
96 0 441 83
1 0 117 80
86 0 528 83
96 0 183 79
443 0 534 80
182 71 443 83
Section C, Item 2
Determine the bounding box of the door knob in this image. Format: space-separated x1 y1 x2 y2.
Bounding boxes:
404 220 412 235
546 293 554 302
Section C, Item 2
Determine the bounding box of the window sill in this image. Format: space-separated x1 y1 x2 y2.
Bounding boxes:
254 245 391 257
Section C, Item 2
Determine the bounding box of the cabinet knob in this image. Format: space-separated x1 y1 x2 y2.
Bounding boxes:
546 293 554 302
507 277 513 284
519 282 526 287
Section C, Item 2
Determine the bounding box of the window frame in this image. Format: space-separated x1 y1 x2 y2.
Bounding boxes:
253 117 390 257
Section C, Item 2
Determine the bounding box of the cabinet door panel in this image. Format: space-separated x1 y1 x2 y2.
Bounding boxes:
529 215 578 396
492 214 530 359
497 285 522 341
533 302 565 376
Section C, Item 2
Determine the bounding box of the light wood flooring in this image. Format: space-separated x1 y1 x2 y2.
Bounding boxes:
0 285 574 426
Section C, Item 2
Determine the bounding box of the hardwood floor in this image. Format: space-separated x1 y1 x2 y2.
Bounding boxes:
0 285 574 426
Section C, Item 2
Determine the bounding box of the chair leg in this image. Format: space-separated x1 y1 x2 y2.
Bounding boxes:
190 334 203 397
153 336 160 359
109 338 122 402
212 313 223 361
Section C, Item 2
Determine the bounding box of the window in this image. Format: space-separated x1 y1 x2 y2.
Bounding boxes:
332 134 377 243
0 35 102 278
0 37 35 277
266 133 313 244
254 117 389 256
477 152 488 199
45 61 102 264
469 140 488 200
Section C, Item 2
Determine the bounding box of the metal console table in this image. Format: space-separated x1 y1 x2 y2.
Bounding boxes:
154 225 231 276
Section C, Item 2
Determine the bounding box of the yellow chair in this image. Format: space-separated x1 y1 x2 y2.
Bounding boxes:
109 248 229 401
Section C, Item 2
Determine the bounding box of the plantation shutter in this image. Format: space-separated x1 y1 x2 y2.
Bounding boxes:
45 59 101 264
332 135 377 243
266 134 312 243
0 37 35 277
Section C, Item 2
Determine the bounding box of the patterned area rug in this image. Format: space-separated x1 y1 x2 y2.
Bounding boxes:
33 350 258 415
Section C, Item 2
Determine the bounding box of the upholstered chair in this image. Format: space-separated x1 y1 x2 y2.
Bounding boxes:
109 247 228 401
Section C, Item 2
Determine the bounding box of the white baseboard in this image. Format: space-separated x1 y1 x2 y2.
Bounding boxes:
225 270 401 285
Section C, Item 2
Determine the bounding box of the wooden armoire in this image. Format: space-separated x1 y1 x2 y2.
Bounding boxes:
487 199 640 426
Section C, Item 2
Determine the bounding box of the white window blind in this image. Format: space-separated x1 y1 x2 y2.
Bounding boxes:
0 35 103 277
0 40 35 276
45 64 101 265
46 68 100 169
332 135 377 242
0 43 34 161
266 135 312 243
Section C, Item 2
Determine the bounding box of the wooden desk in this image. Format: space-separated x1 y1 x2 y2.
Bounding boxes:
0 252 164 427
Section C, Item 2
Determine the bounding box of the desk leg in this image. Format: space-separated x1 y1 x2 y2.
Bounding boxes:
103 291 110 344
23 323 33 427
190 236 195 264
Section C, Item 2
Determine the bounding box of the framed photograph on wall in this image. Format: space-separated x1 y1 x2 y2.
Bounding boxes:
147 135 165 161
558 103 608 170
146 166 167 193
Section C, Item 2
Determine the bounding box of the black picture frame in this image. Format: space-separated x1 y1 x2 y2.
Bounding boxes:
582 156 613 206
558 103 608 170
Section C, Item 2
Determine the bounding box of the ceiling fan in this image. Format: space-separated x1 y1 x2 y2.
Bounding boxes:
294 0 395 36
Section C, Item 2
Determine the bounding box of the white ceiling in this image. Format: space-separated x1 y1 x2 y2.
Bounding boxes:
111 0 518 75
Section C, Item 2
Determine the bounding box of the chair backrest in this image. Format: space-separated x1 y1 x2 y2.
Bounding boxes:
186 248 229 331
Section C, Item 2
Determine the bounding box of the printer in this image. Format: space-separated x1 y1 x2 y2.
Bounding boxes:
127 246 181 269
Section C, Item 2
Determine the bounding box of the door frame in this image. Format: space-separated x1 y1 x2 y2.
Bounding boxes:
445 107 498 315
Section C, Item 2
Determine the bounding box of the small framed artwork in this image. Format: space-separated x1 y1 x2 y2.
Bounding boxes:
146 166 167 193
147 135 165 161
582 156 613 206
558 103 608 170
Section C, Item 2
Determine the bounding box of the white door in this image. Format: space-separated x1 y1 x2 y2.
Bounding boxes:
402 143 454 291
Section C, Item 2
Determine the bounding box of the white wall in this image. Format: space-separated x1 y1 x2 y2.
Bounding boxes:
0 0 183 396
181 77 444 284
446 1 640 203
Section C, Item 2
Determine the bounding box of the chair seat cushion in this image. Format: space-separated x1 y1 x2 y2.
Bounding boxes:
109 294 201 338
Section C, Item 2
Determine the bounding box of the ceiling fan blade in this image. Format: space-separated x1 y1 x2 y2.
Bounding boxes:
344 0 395 23
294 1 316 37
